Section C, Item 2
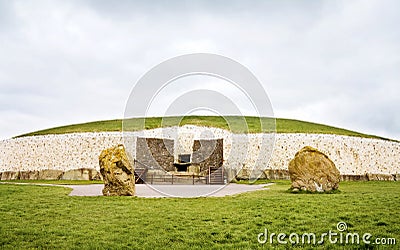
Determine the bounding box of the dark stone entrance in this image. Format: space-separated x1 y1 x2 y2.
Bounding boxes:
134 137 225 184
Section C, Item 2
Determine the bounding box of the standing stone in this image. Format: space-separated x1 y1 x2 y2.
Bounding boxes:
288 146 340 192
99 145 135 196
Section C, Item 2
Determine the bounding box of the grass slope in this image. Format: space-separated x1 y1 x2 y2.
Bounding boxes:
15 116 389 140
0 181 398 249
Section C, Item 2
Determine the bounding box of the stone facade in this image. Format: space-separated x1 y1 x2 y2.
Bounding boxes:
192 139 223 172
0 126 399 181
135 137 174 171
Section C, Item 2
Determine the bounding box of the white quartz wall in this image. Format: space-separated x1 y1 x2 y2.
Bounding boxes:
0 132 124 171
0 126 399 175
271 134 400 175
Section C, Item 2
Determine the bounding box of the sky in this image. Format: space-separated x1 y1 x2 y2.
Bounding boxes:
0 0 399 140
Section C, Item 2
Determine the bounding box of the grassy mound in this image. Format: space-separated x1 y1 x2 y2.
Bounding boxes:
15 116 389 140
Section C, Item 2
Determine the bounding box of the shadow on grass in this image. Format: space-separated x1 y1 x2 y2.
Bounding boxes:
285 189 342 194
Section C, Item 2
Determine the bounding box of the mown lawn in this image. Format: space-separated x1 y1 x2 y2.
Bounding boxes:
0 180 103 185
0 181 398 249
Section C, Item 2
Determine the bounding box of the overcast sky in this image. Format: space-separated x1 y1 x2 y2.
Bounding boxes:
0 0 399 140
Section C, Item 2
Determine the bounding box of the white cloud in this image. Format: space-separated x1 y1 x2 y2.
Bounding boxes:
0 0 399 140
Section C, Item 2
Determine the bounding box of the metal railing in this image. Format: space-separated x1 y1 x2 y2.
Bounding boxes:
134 159 225 185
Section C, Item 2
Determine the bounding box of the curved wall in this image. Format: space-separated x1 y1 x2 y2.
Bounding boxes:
0 126 399 178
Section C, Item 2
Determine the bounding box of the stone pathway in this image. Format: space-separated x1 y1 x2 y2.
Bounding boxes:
1 182 273 198
66 183 273 198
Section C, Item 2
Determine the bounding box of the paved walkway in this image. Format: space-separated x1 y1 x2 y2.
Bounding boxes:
1 182 273 198
65 183 273 198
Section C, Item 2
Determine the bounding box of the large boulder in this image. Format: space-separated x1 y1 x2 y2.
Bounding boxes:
99 145 135 196
288 146 340 192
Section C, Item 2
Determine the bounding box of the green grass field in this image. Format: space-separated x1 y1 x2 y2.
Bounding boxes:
15 116 391 141
0 180 103 185
0 181 398 249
